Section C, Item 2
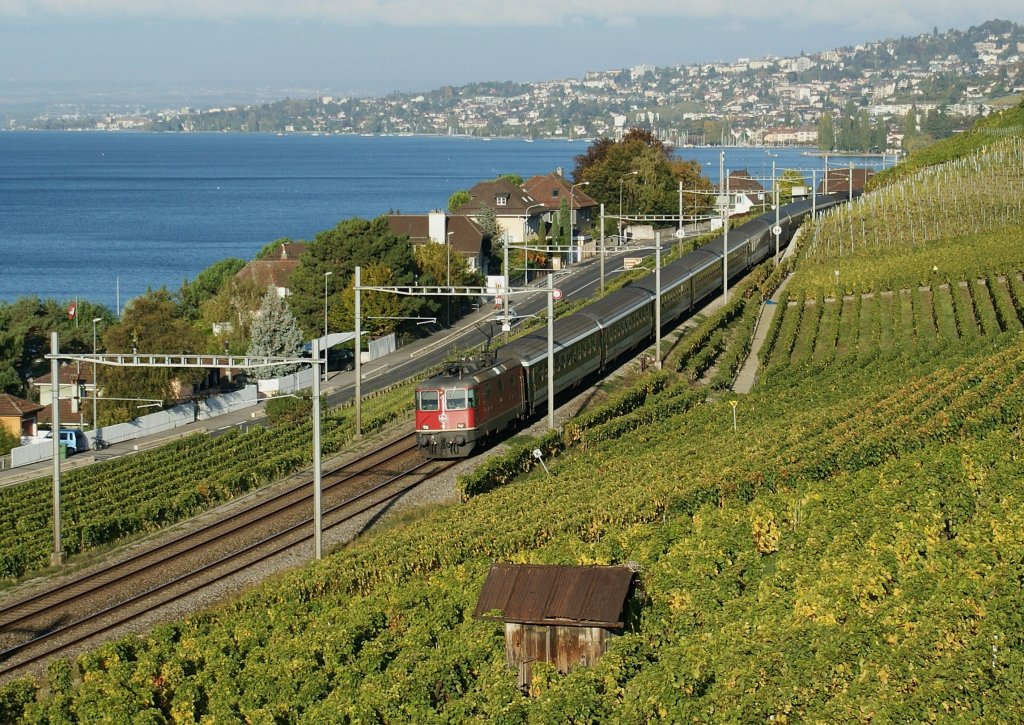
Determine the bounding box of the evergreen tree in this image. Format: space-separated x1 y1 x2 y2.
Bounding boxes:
247 287 305 379
816 113 835 151
554 197 571 248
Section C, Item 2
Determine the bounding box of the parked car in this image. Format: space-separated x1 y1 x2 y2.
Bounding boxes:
43 429 88 455
327 348 355 372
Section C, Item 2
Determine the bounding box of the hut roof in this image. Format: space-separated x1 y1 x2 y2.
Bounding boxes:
474 563 634 628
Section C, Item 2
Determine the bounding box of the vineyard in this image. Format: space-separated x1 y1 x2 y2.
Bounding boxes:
0 382 416 582
3 109 1024 720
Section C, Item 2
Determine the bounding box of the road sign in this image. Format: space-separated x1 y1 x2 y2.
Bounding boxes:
552 288 563 301
772 225 782 237
674 229 686 239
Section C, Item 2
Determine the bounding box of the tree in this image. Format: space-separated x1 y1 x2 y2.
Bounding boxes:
336 262 406 338
0 296 115 397
817 113 835 151
776 169 808 205
474 206 500 241
99 290 206 423
413 242 479 325
200 276 265 354
553 197 571 248
448 190 471 213
571 137 616 182
496 174 523 186
575 130 713 219
246 287 305 380
0 424 19 456
255 237 297 260
286 216 417 337
178 257 246 320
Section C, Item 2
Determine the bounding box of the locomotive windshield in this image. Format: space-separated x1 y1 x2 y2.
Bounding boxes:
444 388 476 410
418 390 440 411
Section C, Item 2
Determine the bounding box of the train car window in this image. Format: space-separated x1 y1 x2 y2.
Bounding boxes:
467 389 477 408
418 390 439 411
445 388 468 410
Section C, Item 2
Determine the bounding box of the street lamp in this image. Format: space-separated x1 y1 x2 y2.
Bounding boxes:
323 271 332 381
619 171 639 243
91 317 102 435
517 202 546 285
446 230 453 327
569 181 590 264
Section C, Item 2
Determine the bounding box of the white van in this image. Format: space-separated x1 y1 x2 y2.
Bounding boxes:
44 429 87 455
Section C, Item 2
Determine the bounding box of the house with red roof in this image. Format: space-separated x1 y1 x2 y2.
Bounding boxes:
235 242 308 298
723 169 768 217
817 167 875 195
0 393 45 440
521 170 598 236
32 363 96 430
387 211 491 274
451 178 545 245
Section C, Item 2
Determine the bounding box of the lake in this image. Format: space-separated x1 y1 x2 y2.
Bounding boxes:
0 132 884 311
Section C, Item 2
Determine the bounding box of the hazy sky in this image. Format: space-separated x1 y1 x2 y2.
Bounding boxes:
1 1 1022 104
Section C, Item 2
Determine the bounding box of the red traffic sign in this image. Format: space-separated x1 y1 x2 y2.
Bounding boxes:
552 287 563 301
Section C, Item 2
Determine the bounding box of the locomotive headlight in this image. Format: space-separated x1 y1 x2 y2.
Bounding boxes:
422 425 428 430
457 423 465 429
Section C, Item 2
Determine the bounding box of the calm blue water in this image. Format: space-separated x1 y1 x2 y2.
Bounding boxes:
0 132 885 311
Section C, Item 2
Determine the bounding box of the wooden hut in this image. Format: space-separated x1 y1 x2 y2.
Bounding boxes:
474 563 636 689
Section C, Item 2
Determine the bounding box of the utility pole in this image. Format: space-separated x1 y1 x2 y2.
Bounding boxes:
354 265 362 438
50 332 63 566
599 203 606 295
547 273 555 430
312 337 323 559
723 167 730 303
655 233 662 370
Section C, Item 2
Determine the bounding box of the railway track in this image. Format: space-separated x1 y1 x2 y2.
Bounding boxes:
0 433 457 680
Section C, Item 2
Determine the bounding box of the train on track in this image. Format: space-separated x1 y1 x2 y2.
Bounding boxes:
415 193 848 458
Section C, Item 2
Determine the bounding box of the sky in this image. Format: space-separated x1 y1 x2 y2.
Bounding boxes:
1 1 1023 108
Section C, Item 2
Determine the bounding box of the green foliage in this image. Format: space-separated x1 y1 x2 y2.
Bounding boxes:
0 678 36 723
574 129 714 217
100 290 205 421
0 379 417 581
12 127 1024 718
448 190 471 213
177 257 246 320
776 168 807 205
264 394 325 427
246 288 304 379
800 136 1024 297
255 237 296 260
0 296 115 397
0 422 21 456
496 173 523 187
816 113 835 151
870 100 1024 189
285 216 418 337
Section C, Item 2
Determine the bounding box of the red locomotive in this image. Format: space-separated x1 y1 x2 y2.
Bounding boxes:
415 353 526 457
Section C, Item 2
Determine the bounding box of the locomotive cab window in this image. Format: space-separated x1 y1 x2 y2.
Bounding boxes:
418 390 440 411
445 388 472 410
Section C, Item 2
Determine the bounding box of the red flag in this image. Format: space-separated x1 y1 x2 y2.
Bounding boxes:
67 301 77 320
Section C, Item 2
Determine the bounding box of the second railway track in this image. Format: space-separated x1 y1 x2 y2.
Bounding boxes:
0 432 457 681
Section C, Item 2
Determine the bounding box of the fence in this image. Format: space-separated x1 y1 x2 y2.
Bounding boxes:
7 385 258 469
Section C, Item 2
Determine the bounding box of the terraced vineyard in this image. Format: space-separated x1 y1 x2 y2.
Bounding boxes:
762 273 1024 370
3 109 1024 721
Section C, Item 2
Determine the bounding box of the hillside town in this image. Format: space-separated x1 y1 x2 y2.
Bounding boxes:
11 20 1024 153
